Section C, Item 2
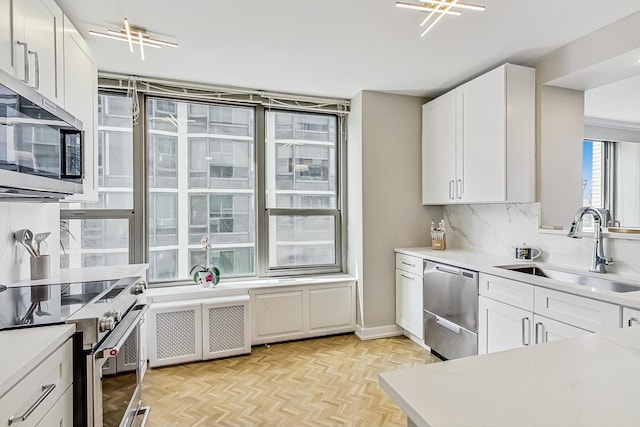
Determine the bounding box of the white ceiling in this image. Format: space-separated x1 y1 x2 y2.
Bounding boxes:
585 74 640 124
56 0 640 99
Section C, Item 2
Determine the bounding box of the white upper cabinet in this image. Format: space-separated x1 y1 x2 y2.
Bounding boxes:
63 16 98 202
0 0 13 74
422 63 535 205
13 0 64 105
422 91 457 204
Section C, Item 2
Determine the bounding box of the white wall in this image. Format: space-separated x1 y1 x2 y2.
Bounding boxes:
444 202 640 277
0 202 61 284
348 90 442 334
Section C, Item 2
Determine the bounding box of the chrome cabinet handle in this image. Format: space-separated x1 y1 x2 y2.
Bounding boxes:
457 179 463 199
400 274 414 281
629 316 638 327
401 261 415 268
448 180 454 199
28 50 39 89
521 317 530 346
535 322 544 344
8 383 56 425
16 41 29 83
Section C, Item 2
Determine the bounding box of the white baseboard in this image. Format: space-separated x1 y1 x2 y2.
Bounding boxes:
355 324 403 340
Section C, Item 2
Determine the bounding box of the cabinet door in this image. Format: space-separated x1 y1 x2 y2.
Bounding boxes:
457 66 506 202
62 16 98 202
534 314 590 344
309 284 355 334
534 287 620 332
422 92 456 204
478 273 534 311
478 296 532 354
0 0 13 74
202 298 251 359
14 0 64 104
622 307 640 328
395 269 424 340
252 290 304 344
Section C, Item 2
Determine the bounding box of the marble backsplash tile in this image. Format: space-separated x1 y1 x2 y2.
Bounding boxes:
443 202 640 277
0 201 61 284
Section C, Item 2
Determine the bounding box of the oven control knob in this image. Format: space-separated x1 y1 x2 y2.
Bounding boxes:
99 316 116 332
133 281 148 295
107 309 122 322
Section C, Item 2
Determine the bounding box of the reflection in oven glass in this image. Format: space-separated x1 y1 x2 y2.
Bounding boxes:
102 372 137 426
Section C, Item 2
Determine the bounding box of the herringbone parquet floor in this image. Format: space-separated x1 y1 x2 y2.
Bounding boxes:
142 334 439 426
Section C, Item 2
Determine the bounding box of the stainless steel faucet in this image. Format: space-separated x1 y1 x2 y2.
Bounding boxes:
567 207 614 273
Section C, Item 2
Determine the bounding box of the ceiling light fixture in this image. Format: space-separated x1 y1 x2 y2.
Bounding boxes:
395 0 485 37
89 18 178 61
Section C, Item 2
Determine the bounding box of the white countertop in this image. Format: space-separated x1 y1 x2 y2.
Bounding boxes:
380 325 640 427
0 324 75 397
7 263 149 287
395 247 640 309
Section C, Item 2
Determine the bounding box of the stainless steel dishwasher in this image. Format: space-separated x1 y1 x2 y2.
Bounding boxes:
423 260 478 360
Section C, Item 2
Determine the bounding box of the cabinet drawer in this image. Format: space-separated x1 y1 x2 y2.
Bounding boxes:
534 288 620 332
395 253 423 276
0 339 73 427
479 273 534 310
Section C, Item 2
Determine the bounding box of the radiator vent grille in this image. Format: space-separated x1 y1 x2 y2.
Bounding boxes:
156 310 196 360
208 305 245 353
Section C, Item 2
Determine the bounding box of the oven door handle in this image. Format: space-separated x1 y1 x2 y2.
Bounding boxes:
95 304 149 360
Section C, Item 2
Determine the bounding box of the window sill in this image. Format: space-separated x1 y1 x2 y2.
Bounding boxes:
538 227 640 241
145 273 356 303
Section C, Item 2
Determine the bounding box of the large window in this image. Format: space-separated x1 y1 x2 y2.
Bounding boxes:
146 98 256 281
265 111 339 270
61 87 344 283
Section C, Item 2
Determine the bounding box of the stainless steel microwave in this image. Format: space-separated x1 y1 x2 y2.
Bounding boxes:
0 67 84 199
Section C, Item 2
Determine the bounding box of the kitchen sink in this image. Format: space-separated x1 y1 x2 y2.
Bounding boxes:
498 265 640 293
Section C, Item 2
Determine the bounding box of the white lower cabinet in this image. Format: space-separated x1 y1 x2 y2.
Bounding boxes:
395 269 424 340
623 307 640 328
148 296 250 367
250 281 356 345
479 273 622 355
0 339 73 427
478 295 532 354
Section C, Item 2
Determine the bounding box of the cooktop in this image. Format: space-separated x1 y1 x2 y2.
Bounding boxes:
0 280 118 330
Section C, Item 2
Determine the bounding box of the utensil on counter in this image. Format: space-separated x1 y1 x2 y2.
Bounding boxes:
34 232 51 255
14 229 37 257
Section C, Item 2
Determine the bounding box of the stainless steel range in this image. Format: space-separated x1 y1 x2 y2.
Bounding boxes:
0 276 149 427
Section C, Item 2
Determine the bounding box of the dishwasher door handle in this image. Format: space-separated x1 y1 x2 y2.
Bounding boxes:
435 265 460 276
435 316 461 334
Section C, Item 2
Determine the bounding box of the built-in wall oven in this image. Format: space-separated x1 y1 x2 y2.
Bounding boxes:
423 260 478 360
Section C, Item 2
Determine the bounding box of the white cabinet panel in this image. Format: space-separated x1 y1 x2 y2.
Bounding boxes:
622 307 640 328
534 287 620 333
479 296 532 354
253 290 304 341
457 66 506 202
422 91 456 204
309 285 354 332
0 0 13 74
202 297 251 360
0 339 73 427
62 16 98 202
13 0 64 104
395 269 423 340
479 273 534 311
534 314 591 344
